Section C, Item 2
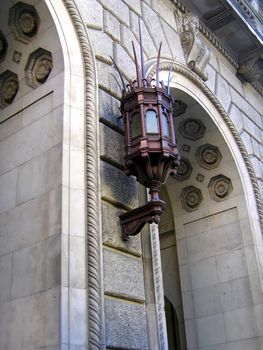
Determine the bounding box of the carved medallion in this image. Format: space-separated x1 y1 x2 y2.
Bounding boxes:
0 70 19 109
172 157 192 181
9 2 40 44
0 31 8 63
180 185 203 212
195 144 222 170
179 118 206 140
173 99 187 117
25 48 53 88
208 174 233 201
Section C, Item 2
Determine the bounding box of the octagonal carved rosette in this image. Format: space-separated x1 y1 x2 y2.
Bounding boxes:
180 185 203 212
208 174 233 201
195 144 222 170
172 157 192 181
9 2 40 44
25 48 53 88
179 118 206 141
0 70 19 109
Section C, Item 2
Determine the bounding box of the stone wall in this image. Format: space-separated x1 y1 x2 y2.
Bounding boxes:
0 1 64 348
74 0 263 348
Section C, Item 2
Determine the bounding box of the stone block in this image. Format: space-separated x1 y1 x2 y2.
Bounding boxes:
103 248 145 301
98 0 129 25
182 291 195 319
0 187 61 256
97 61 122 98
122 0 141 14
218 60 244 96
193 285 221 318
16 144 62 205
161 20 185 63
153 1 177 28
219 277 253 312
0 254 12 302
196 313 226 347
0 169 17 214
77 0 103 29
190 256 218 290
243 114 261 143
11 234 60 299
216 249 248 282
184 319 198 349
186 220 242 263
0 112 22 142
101 161 138 208
0 107 63 176
121 24 142 60
0 287 60 349
250 156 263 179
69 288 88 346
100 123 125 167
228 104 244 133
177 238 188 265
102 201 142 255
130 11 157 59
114 43 136 81
179 263 192 292
105 298 147 349
141 2 171 57
104 10 121 42
88 29 113 61
205 65 216 93
69 236 86 289
216 75 231 112
230 87 262 128
224 306 257 341
99 89 123 130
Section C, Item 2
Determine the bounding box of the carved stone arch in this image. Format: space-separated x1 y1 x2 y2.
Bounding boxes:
44 1 102 349
147 59 263 234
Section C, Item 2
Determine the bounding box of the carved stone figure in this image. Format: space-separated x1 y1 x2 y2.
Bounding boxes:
177 12 211 81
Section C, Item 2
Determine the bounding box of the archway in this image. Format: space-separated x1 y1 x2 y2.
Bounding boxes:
157 77 263 348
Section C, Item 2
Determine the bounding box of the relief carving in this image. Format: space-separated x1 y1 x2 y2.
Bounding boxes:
0 70 19 109
195 144 222 170
172 157 192 181
179 118 206 141
208 174 233 201
180 185 203 212
25 48 53 88
177 12 211 81
9 2 40 44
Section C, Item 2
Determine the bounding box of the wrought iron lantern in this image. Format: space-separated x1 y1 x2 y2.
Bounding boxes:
111 26 180 240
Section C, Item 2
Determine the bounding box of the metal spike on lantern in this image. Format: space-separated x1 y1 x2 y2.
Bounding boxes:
111 19 180 240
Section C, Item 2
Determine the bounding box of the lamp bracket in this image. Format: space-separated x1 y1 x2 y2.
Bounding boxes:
120 199 165 240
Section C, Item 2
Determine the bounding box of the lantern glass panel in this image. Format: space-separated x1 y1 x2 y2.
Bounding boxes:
146 109 158 134
162 112 169 137
132 112 141 138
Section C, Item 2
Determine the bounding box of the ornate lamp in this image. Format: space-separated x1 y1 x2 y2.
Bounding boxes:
111 27 180 240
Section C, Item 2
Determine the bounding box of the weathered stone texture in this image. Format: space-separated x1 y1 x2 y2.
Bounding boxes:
205 64 216 93
101 161 139 208
114 43 136 80
228 104 244 133
104 10 121 42
216 75 231 112
160 20 185 62
105 298 148 349
130 11 157 58
141 2 171 57
77 0 103 29
104 248 145 301
99 88 123 130
88 29 113 61
97 0 130 25
122 0 141 14
100 123 124 167
11 235 60 299
102 201 142 255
